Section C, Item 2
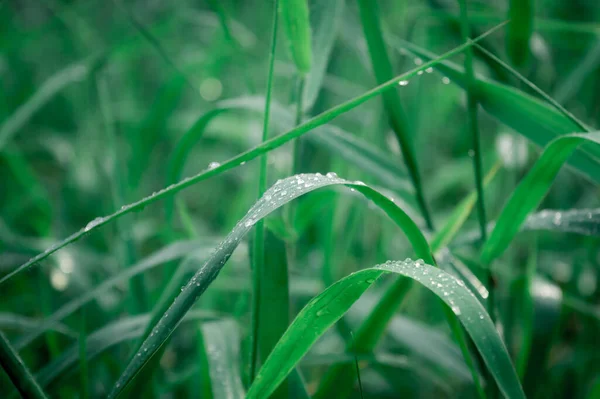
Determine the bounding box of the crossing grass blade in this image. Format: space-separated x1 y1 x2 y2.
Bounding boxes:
0 22 506 286
107 172 432 398
481 132 600 264
279 0 312 75
247 259 525 399
357 0 433 229
0 330 48 399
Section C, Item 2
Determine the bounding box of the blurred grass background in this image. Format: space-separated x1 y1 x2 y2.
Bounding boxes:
1 0 599 398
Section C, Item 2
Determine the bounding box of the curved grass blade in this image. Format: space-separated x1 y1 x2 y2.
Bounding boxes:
0 62 89 151
247 259 525 399
14 240 216 349
279 0 312 75
108 172 432 398
506 0 533 67
303 0 344 109
357 0 433 229
0 330 48 399
482 132 600 264
0 21 506 286
201 319 246 399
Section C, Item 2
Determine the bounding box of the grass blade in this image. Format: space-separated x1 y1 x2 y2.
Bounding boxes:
0 21 506 286
280 0 312 75
0 62 89 151
506 0 533 67
251 0 279 382
303 0 344 109
458 0 488 245
482 132 600 263
0 330 48 399
107 172 432 398
247 259 525 399
357 0 433 229
431 163 501 252
254 229 289 395
201 320 246 399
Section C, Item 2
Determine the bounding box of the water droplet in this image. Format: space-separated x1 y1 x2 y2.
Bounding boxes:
442 77 451 85
366 278 376 284
426 67 433 73
417 70 424 75
245 218 255 227
399 80 409 86
451 305 461 315
208 161 220 169
326 172 338 178
316 308 330 317
414 57 423 65
84 217 103 232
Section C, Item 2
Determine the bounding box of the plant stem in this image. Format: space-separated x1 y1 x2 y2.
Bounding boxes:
0 330 48 399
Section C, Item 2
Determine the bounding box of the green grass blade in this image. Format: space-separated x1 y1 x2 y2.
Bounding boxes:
280 0 312 75
247 259 525 399
251 0 279 382
395 41 600 184
506 0 533 67
165 109 227 223
0 62 89 151
0 330 48 399
303 0 344 109
107 172 432 398
521 279 563 396
430 160 500 254
524 208 600 235
357 0 433 229
255 229 289 396
458 0 488 246
201 320 246 399
482 132 600 264
0 21 506 286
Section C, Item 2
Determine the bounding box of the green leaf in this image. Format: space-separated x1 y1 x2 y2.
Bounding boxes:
482 133 600 264
247 259 525 399
201 319 246 399
0 22 505 285
0 330 48 399
303 0 345 109
280 0 312 75
108 172 432 398
506 0 533 67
